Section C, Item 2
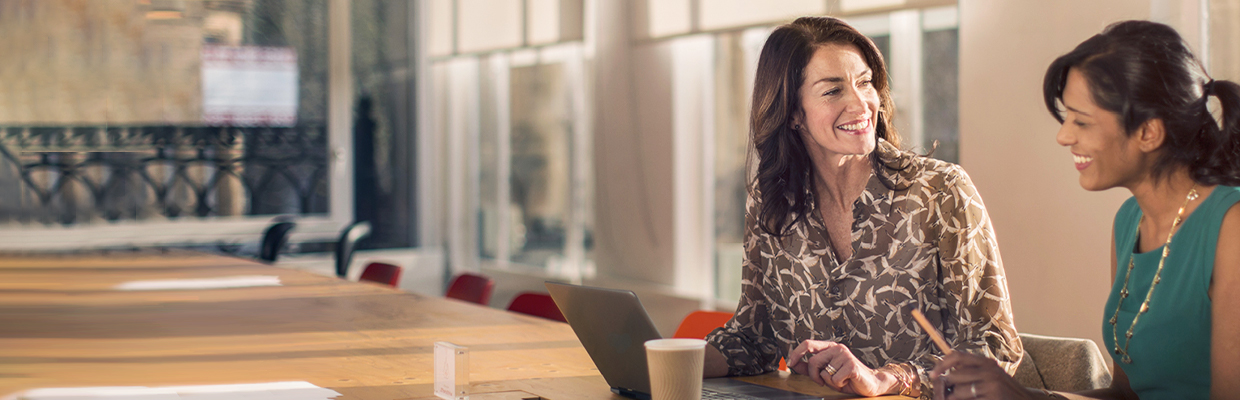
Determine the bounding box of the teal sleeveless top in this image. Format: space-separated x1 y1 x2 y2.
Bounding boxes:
1104 186 1240 399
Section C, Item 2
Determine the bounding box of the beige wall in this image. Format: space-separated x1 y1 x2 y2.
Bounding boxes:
590 0 679 286
958 0 1150 350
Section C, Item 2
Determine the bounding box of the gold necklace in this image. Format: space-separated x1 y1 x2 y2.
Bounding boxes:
1109 184 1198 364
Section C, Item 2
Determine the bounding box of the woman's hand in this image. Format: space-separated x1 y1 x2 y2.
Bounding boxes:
786 340 898 396
930 351 1031 400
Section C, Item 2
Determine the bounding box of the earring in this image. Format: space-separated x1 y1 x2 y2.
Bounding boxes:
792 124 801 131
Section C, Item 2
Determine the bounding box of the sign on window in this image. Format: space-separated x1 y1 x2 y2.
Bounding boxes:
202 46 299 126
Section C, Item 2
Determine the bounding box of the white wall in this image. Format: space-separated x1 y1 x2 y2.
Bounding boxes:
589 0 679 286
958 0 1154 350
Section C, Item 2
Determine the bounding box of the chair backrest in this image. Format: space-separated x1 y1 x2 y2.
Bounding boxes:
445 273 494 305
672 310 733 339
672 310 787 370
1012 333 1112 391
358 262 402 287
259 221 297 263
334 221 372 278
506 292 566 322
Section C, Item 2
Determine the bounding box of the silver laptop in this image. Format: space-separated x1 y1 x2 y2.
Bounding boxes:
545 282 821 400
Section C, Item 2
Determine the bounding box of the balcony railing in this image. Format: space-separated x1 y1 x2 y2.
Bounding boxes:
0 124 329 226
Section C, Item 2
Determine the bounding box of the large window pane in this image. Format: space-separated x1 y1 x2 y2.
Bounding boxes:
478 55 504 260
712 28 765 302
352 0 417 248
509 63 570 267
922 28 959 163
0 0 331 227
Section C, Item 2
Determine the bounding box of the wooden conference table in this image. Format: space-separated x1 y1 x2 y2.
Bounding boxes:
0 250 898 400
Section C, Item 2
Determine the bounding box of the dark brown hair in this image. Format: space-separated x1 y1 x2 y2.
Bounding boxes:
1044 20 1240 186
750 16 901 237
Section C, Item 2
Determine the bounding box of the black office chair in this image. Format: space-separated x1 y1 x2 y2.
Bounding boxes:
258 220 297 263
334 221 372 278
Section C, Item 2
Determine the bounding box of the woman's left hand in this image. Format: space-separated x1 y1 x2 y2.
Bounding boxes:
786 340 896 396
929 351 1031 400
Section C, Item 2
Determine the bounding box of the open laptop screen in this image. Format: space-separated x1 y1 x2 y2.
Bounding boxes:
546 282 824 400
545 282 662 395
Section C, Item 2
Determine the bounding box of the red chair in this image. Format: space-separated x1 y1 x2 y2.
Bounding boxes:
445 272 494 305
506 292 567 322
673 310 733 339
358 262 402 287
674 310 788 371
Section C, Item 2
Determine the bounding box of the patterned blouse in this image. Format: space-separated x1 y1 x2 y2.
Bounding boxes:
706 141 1023 395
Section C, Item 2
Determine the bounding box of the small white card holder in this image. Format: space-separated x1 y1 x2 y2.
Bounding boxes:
434 341 469 400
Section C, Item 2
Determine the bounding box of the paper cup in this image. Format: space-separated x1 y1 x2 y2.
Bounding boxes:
645 338 707 400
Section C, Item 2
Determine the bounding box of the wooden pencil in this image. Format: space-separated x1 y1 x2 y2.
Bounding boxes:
911 309 953 355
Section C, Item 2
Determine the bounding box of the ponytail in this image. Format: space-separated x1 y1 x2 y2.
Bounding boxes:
1191 79 1240 186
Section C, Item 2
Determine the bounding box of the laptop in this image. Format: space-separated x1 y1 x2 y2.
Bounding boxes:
545 282 822 400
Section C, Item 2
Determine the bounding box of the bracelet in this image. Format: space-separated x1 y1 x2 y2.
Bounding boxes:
877 364 920 398
1036 388 1069 399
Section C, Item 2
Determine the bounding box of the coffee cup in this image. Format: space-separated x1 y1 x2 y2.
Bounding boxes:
644 338 707 400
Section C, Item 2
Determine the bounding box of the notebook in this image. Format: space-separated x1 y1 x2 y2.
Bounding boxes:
545 282 822 400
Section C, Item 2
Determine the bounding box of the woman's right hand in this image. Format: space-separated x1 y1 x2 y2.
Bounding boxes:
930 351 1031 400
786 340 898 396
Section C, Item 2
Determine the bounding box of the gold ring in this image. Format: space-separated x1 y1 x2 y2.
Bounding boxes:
824 364 838 376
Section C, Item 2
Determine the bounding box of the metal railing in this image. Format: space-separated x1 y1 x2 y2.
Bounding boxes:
0 124 330 225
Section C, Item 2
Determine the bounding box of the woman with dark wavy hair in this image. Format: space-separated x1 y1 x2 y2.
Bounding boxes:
702 16 1022 398
930 20 1240 400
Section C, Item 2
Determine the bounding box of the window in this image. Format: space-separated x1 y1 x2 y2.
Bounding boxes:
476 56 582 268
419 1 960 301
0 0 352 249
426 1 591 277
436 47 593 276
351 0 419 248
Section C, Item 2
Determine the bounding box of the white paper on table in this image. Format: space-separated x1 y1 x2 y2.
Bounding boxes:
113 275 282 291
4 381 341 400
7 386 178 400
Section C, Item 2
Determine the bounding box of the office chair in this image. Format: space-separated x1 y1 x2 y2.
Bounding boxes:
258 220 297 263
506 292 567 322
445 272 494 305
673 310 786 371
334 221 372 278
673 310 733 339
1012 333 1111 391
358 262 402 288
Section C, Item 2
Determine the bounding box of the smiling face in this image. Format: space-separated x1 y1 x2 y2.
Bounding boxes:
1055 68 1152 191
793 43 880 164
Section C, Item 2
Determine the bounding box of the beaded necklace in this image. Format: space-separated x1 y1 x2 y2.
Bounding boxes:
1109 184 1198 364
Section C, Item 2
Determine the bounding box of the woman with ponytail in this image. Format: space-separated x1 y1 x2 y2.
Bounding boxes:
702 16 1022 398
930 20 1240 400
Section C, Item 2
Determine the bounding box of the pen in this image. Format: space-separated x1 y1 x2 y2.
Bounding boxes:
911 309 952 355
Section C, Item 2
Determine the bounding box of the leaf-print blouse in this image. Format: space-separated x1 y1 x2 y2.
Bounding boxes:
705 141 1023 395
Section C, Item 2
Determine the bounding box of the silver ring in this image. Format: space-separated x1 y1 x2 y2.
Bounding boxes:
970 382 978 398
824 364 837 376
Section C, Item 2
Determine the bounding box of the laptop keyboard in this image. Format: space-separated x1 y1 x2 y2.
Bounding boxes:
701 387 767 400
